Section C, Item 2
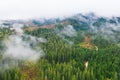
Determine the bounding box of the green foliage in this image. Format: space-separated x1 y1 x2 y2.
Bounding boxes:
0 28 11 38
0 26 120 80
68 18 90 30
93 18 107 27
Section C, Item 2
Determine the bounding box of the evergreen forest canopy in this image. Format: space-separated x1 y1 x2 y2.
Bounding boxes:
0 13 120 80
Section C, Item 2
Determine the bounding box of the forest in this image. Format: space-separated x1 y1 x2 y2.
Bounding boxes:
0 17 120 80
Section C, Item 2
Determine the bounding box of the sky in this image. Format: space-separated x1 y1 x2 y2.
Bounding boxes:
0 0 120 20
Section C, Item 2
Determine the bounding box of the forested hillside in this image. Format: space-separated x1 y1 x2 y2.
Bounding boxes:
0 14 120 80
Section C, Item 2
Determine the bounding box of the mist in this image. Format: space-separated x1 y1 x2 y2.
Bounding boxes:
56 25 77 44
3 35 44 61
89 17 120 43
58 25 77 37
0 24 47 69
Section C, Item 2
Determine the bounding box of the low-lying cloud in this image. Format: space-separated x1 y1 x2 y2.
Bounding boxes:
89 18 120 43
0 24 47 69
56 25 77 44
3 35 45 61
57 25 77 37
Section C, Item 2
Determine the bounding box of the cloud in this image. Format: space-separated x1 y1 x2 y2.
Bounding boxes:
3 35 44 61
0 23 47 69
90 18 120 43
56 25 77 37
0 0 120 19
60 25 77 37
56 25 76 44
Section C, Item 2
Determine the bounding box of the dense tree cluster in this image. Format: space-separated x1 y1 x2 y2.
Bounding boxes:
0 26 120 80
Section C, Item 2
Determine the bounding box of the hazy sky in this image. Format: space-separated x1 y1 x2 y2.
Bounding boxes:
0 0 120 20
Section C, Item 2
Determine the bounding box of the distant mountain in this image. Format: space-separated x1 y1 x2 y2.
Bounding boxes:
1 13 120 38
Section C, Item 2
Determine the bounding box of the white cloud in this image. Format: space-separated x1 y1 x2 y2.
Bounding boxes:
0 0 120 19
